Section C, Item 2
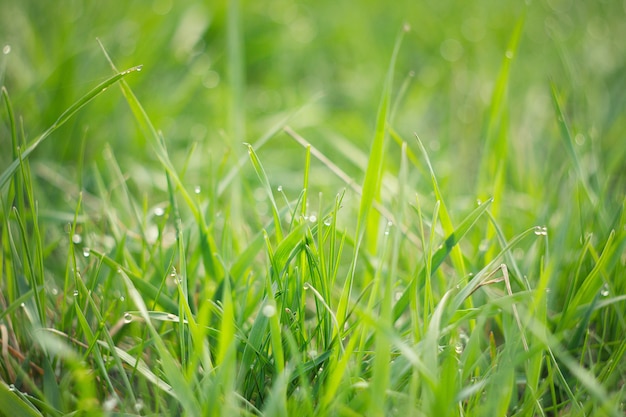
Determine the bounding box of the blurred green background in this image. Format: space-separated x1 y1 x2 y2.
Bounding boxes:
1 0 625 232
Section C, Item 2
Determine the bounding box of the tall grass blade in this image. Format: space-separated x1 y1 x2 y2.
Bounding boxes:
336 24 407 331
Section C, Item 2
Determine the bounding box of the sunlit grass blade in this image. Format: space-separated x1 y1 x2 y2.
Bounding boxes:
0 65 142 192
247 143 284 241
97 40 198 220
118 269 201 415
335 24 408 333
549 81 598 207
393 198 493 321
476 13 524 202
414 133 468 282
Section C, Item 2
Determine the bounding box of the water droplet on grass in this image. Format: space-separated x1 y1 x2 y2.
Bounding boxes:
83 247 90 257
123 312 133 323
194 185 201 194
3 45 11 55
309 214 317 223
262 304 276 317
134 399 144 412
73 290 79 297
600 284 609 297
103 396 118 411
324 217 332 226
72 234 82 244
534 226 548 236
277 185 283 192
154 207 165 216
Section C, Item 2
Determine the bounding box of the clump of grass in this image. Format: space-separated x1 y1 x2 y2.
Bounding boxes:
1 3 625 417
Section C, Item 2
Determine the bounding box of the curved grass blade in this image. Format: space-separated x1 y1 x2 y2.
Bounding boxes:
0 65 142 192
392 198 493 321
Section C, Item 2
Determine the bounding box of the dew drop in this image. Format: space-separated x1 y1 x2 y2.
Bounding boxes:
308 214 317 223
2 45 11 55
82 247 91 258
600 284 609 297
134 399 144 412
534 226 548 236
117 268 123 274
324 217 332 226
72 234 83 244
505 50 514 59
154 207 165 216
262 304 276 317
123 312 133 323
8 384 15 391
167 313 177 320
119 296 125 302
277 185 283 192
103 396 118 412
73 290 79 297
194 185 201 194
455 343 464 354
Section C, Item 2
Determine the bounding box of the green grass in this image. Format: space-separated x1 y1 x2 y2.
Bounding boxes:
1 1 625 416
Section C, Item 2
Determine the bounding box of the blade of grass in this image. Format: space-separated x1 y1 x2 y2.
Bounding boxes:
336 24 408 332
549 81 598 207
414 133 469 286
119 268 201 415
247 143 284 241
0 65 142 191
392 198 493 322
0 381 43 417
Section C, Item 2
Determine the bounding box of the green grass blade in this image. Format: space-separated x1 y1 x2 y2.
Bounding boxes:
336 24 407 331
549 81 598 206
0 382 43 417
414 133 469 282
0 65 142 192
247 143 284 241
392 198 493 321
118 269 201 415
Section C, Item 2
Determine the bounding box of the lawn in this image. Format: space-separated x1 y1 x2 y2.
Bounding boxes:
1 1 625 416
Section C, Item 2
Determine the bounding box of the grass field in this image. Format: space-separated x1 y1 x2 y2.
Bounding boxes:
1 1 625 416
